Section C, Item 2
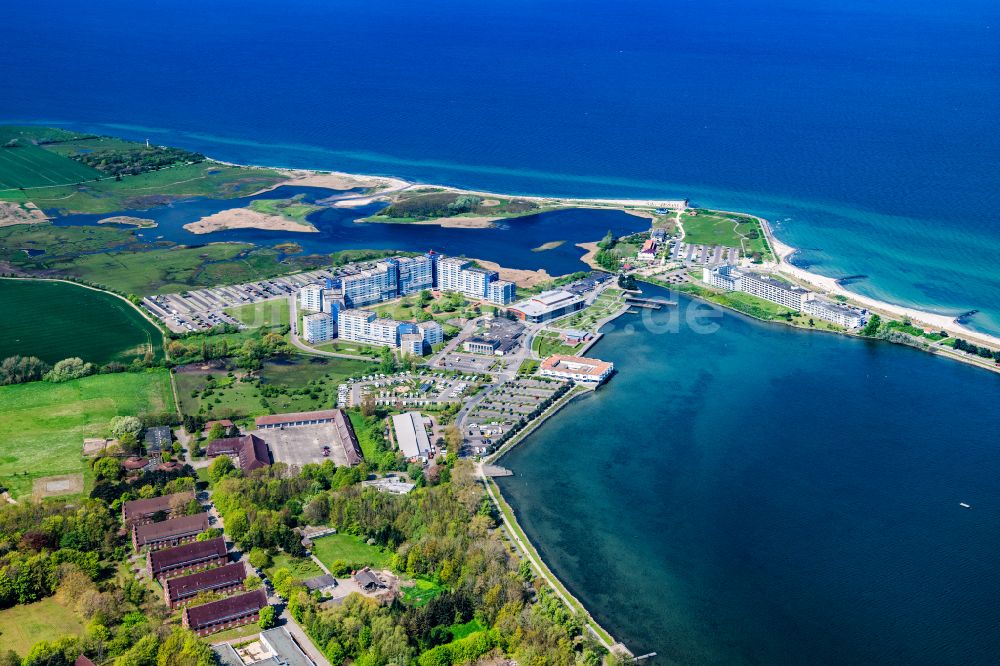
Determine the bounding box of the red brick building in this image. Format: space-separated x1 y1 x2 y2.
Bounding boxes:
132 512 208 551
205 434 270 473
182 589 268 636
147 536 228 580
121 492 195 527
164 561 246 608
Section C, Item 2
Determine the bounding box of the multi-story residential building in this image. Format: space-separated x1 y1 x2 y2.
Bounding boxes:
164 561 247 609
394 255 435 294
147 536 228 580
298 284 324 312
399 333 426 356
340 261 398 308
121 492 194 528
181 589 268 637
438 257 516 304
416 321 443 346
803 298 866 328
705 265 811 311
338 309 400 347
302 312 335 343
132 513 209 551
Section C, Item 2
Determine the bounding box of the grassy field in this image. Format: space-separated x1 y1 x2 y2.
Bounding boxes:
266 552 324 582
225 299 291 328
311 533 393 571
531 331 581 358
0 143 100 190
682 209 773 260
176 356 374 419
0 160 285 215
0 279 164 365
0 370 175 498
249 196 320 222
0 597 85 653
346 411 388 463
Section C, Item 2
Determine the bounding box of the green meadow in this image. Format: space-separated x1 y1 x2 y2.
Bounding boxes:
0 279 164 365
0 370 175 498
0 597 85 654
311 533 393 571
0 143 101 190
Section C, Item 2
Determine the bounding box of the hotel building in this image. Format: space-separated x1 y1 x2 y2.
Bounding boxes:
437 257 516 305
705 265 810 310
803 298 866 328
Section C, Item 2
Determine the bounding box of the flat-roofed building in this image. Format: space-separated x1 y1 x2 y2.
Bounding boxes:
132 513 209 551
394 255 435 294
299 284 324 312
122 491 194 527
438 257 515 304
147 536 228 579
213 627 316 666
416 321 443 346
164 561 246 609
338 309 401 347
391 412 432 461
539 355 614 384
302 312 335 343
705 265 811 311
254 410 362 466
803 298 866 328
340 262 398 308
509 289 585 323
182 588 268 637
205 434 270 472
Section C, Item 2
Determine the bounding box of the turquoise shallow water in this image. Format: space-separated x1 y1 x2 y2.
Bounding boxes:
2 0 998 333
497 285 1000 664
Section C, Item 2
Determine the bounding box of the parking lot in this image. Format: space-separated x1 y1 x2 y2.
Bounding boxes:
339 370 487 408
142 269 337 332
668 240 740 265
463 377 563 452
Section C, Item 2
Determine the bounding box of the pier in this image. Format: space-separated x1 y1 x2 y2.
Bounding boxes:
624 296 677 309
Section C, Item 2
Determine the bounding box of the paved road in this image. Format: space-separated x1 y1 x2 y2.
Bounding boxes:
287 295 373 361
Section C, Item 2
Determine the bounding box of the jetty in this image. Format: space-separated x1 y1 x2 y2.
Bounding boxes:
624 295 677 309
482 465 513 477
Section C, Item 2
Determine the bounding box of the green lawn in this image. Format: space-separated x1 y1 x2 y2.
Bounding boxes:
448 618 485 640
249 197 320 223
311 533 392 571
0 597 85 654
346 411 388 463
682 209 773 260
225 300 291 328
266 552 324 582
401 578 446 607
0 370 175 498
531 331 581 358
0 143 101 190
0 279 164 365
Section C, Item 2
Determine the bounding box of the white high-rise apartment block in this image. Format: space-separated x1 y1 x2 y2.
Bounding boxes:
437 257 516 305
299 284 324 312
302 312 335 343
705 265 810 311
338 309 401 347
395 255 435 294
416 321 443 346
340 261 398 308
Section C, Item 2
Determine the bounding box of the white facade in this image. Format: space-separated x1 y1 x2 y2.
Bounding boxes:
705 265 810 311
302 312 335 343
391 412 432 460
416 321 443 346
338 309 400 347
340 262 398 308
437 257 515 304
803 299 866 328
395 255 435 294
399 333 425 356
299 284 324 312
539 355 614 384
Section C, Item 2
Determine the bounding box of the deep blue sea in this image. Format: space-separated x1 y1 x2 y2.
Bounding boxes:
2 0 998 332
4 2 1000 662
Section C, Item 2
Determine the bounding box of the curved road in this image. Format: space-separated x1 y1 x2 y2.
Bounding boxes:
287 295 373 362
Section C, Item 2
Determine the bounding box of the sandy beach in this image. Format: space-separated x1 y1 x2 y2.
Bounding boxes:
575 242 601 269
184 208 318 234
749 215 1000 349
473 258 553 289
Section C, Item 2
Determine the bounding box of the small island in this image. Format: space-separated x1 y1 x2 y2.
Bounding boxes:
96 215 157 228
183 196 320 234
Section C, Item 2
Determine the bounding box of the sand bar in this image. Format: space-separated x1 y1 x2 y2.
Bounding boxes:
184 208 318 234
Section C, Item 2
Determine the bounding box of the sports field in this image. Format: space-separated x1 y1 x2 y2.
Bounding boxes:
0 279 164 365
0 143 101 190
0 369 175 498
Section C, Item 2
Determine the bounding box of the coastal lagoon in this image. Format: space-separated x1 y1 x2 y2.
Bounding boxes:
4 0 998 333
497 284 1000 665
53 187 647 276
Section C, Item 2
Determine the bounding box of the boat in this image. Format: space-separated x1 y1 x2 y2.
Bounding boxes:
960 502 971 508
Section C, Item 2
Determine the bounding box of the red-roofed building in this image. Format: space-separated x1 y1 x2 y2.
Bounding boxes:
164 561 246 608
122 492 195 527
132 513 208 551
182 589 267 636
254 409 342 429
205 434 270 472
147 536 228 579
